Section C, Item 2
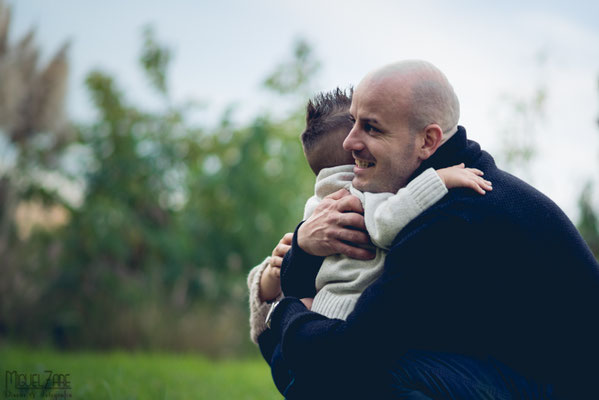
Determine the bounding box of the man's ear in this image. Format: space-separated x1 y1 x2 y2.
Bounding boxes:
418 124 443 161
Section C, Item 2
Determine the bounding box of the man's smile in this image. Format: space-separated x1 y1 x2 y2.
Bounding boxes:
355 159 375 168
353 153 376 169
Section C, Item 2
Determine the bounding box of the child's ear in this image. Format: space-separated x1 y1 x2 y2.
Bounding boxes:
418 124 443 160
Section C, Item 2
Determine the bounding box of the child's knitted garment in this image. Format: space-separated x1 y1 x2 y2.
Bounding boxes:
306 165 447 320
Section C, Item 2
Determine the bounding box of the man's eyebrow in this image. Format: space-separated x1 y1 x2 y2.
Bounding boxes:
348 113 383 127
362 117 381 125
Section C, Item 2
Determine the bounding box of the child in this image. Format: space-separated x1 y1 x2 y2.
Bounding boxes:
248 88 491 341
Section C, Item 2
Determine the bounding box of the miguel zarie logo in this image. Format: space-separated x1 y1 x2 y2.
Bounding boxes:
4 370 72 399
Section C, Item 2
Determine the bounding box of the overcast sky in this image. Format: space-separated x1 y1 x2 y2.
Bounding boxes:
8 0 599 220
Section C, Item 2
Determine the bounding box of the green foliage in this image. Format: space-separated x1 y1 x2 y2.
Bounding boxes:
495 57 599 260
577 182 599 259
576 78 599 260
495 85 546 183
1 25 316 353
263 38 320 96
0 1 74 352
0 346 280 399
140 25 171 96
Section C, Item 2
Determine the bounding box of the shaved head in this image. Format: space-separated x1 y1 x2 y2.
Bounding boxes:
364 60 460 136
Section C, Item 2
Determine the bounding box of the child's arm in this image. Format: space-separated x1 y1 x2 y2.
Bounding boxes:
437 163 492 194
247 233 292 344
364 165 491 249
247 257 273 344
259 233 293 301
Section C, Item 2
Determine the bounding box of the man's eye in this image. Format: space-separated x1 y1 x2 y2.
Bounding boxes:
365 123 379 133
349 115 356 124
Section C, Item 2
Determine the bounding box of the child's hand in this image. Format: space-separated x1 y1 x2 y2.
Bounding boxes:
259 263 282 302
259 232 293 302
437 163 492 195
300 298 314 310
269 232 293 271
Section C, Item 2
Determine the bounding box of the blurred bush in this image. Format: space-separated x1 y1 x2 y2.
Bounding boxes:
0 11 316 355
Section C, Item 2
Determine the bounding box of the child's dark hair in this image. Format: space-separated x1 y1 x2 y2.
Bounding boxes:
301 87 353 150
301 87 354 174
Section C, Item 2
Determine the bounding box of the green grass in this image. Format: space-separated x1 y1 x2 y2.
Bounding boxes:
0 346 281 399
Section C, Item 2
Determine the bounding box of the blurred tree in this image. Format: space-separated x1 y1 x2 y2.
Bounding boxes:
1 24 317 352
0 0 72 340
263 38 320 98
0 0 71 249
0 3 70 145
575 76 599 260
493 53 548 183
140 25 171 97
494 55 599 260
577 182 599 258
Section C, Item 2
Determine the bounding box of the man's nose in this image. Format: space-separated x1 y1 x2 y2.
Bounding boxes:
343 126 364 152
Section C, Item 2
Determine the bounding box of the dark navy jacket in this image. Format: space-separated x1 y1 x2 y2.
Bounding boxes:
259 127 599 399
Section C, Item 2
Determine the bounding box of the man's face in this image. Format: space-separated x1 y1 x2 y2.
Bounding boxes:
343 79 422 193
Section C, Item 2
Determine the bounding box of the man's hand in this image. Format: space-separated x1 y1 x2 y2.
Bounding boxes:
297 189 374 260
259 233 293 302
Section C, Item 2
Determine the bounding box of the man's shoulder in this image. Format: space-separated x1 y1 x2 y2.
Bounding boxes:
473 162 571 226
392 160 574 246
436 157 564 221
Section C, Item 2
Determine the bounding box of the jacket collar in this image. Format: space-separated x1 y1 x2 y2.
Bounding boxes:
409 126 482 181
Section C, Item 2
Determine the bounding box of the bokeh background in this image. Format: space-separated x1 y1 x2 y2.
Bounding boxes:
0 0 598 398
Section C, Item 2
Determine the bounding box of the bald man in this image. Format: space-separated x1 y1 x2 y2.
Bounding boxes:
259 61 599 399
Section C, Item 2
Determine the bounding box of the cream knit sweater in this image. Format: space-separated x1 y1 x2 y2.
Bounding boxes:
247 165 447 343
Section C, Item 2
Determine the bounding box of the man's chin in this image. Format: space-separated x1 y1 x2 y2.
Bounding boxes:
353 165 381 192
354 174 395 193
